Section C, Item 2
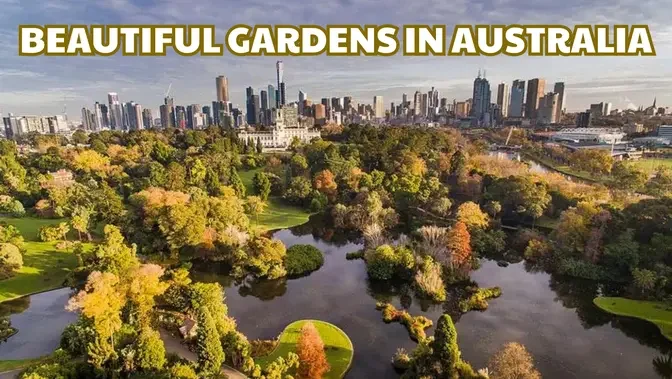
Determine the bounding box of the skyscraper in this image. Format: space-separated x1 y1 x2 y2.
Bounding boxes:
553 82 565 123
525 78 546 119
471 71 492 123
268 85 276 109
276 61 284 90
509 80 525 117
133 103 143 130
142 108 153 129
421 94 428 116
261 90 268 110
216 76 229 102
373 96 384 118
343 96 352 113
160 96 175 128
496 82 510 118
538 92 559 125
93 102 104 131
413 91 422 116
246 87 255 125
107 93 123 130
298 91 307 116
279 83 286 107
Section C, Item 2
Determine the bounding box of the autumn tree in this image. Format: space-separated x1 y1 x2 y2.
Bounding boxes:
66 271 126 368
446 222 472 271
488 342 541 379
296 322 330 379
196 306 224 375
127 264 169 327
313 169 338 201
456 201 489 229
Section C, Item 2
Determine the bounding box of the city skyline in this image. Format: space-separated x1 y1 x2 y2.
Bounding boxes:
1 0 672 116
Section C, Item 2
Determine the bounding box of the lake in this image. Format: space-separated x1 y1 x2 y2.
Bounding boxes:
1 222 670 379
194 223 672 379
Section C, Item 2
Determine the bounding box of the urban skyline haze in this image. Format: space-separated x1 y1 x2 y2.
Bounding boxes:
1 0 672 116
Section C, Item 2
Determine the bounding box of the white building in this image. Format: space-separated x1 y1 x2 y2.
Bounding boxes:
237 107 321 150
552 128 625 144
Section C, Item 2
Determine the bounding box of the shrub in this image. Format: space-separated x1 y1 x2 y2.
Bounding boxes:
284 244 324 276
375 302 433 341
345 251 365 260
169 363 199 379
392 348 411 370
250 339 279 357
0 243 22 269
414 256 446 302
0 199 25 218
365 244 415 280
459 286 502 313
39 222 69 242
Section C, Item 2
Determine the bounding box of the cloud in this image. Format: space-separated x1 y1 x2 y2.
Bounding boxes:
1 0 671 116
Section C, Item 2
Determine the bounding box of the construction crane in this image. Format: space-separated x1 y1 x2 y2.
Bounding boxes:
164 83 172 99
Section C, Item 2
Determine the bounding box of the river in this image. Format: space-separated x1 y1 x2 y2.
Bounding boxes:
1 223 670 378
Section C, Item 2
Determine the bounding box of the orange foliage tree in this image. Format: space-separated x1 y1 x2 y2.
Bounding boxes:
313 169 338 201
446 221 472 270
296 322 330 379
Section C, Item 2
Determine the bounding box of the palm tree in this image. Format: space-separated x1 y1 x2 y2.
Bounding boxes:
654 355 672 379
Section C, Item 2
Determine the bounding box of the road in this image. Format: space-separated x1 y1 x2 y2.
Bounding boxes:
159 329 247 379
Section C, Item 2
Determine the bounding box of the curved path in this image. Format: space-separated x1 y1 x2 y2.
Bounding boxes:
159 329 247 379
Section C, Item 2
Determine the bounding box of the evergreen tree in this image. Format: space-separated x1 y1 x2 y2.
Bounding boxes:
253 172 272 200
229 166 246 197
196 307 224 375
135 327 166 371
256 137 263 154
431 314 460 378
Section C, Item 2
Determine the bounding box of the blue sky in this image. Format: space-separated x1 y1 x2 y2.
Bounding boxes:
1 0 671 119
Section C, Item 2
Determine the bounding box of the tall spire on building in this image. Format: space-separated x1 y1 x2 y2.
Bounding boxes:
653 97 657 108
477 69 481 78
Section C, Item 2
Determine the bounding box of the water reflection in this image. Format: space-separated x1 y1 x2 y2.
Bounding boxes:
0 288 77 360
192 221 672 379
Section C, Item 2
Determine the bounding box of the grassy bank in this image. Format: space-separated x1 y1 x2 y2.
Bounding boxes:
0 217 93 303
240 169 311 232
0 355 48 373
627 158 672 175
256 320 354 379
594 297 672 342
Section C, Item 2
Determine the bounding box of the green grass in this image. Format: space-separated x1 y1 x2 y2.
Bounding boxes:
256 320 354 379
0 355 47 373
594 297 672 341
0 217 94 303
626 158 672 175
240 169 311 232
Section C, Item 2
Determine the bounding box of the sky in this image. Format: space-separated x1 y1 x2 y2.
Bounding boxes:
1 0 672 120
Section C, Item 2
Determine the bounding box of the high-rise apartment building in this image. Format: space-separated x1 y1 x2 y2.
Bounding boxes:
496 82 510 118
525 78 546 119
314 104 326 125
160 96 175 128
298 91 307 115
268 85 276 109
538 92 559 125
553 82 565 123
413 91 422 116
216 76 229 102
142 108 153 129
107 93 123 130
509 80 525 117
261 90 268 110
471 72 491 122
373 96 384 118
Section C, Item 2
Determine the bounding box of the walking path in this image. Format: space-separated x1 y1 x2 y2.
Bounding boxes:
159 329 247 379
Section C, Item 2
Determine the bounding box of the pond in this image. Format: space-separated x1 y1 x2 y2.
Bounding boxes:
194 222 672 379
1 221 670 379
0 288 77 360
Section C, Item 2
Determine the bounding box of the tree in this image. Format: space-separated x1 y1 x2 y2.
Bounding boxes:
284 176 312 205
450 150 468 176
456 202 489 229
127 264 169 327
66 271 126 367
256 137 263 154
296 322 330 379
253 172 272 201
647 166 672 197
188 282 235 336
0 243 22 278
72 130 89 145
611 161 647 193
38 222 70 242
290 154 309 175
135 327 166 371
488 342 541 379
196 307 224 375
313 169 338 201
431 197 452 217
245 196 267 225
446 222 472 270
70 206 93 241
431 314 460 376
86 225 140 276
229 166 246 197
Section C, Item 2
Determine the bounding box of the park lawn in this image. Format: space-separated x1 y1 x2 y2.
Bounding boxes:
0 217 95 303
594 297 672 342
240 169 311 232
626 158 672 175
256 320 354 379
0 355 47 373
